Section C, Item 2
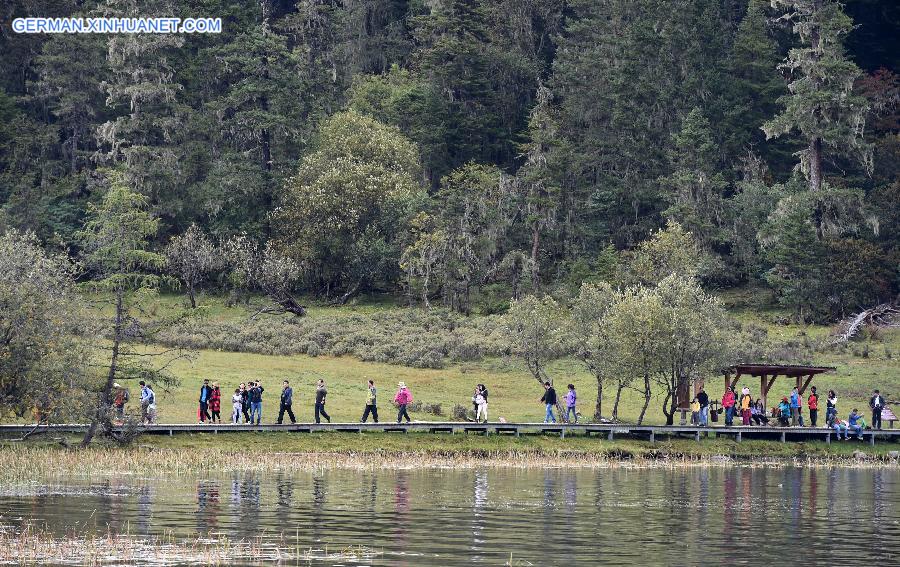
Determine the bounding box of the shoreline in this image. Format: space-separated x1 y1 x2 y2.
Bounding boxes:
2 433 898 478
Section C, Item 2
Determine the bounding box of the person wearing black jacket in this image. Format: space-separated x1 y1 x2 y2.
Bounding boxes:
540 382 557 423
696 388 710 426
248 381 264 425
198 379 212 423
315 379 331 424
870 389 886 430
278 380 296 424
239 383 251 423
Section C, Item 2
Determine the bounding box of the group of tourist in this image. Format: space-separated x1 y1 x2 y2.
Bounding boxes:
117 377 886 434
689 385 890 439
194 378 418 425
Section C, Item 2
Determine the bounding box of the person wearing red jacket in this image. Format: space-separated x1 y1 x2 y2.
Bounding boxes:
807 386 819 427
209 382 222 423
722 387 736 426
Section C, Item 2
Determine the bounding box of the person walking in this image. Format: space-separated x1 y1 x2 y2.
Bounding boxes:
807 386 820 427
697 387 709 426
565 384 578 423
239 383 251 423
198 379 212 424
248 381 264 425
870 389 886 430
826 390 838 427
722 387 736 426
314 379 331 424
739 388 752 425
789 387 801 427
231 388 242 424
278 380 296 424
139 381 155 424
210 382 222 423
112 383 129 423
394 382 412 423
541 382 557 424
361 379 378 423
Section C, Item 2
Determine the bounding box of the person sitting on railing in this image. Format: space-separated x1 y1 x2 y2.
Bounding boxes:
751 399 769 426
833 417 850 440
846 409 865 440
777 397 790 427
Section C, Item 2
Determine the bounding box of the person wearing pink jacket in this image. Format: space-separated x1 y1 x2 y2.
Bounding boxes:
394 382 413 424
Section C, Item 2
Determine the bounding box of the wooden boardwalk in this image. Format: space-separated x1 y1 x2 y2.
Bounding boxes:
2 422 899 446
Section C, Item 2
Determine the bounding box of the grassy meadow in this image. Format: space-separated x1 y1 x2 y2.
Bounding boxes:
101 290 899 426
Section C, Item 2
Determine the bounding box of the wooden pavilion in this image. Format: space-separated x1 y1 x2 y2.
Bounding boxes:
724 364 836 408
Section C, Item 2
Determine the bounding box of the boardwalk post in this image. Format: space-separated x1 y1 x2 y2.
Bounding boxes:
607 430 614 441
869 433 875 447
780 431 786 443
736 431 741 443
650 431 655 444
826 431 831 444
695 431 700 442
560 427 565 439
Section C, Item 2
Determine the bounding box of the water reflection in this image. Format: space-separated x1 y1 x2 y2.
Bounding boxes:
0 467 898 566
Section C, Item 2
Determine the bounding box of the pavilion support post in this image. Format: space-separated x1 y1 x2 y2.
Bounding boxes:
799 374 814 396
765 375 777 409
760 374 767 408
730 372 742 391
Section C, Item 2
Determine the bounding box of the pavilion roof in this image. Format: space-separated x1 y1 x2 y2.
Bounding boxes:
729 364 836 377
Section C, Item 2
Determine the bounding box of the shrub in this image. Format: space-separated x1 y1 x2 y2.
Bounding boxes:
156 308 524 369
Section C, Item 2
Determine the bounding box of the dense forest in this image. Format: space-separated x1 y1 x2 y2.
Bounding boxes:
1 0 898 323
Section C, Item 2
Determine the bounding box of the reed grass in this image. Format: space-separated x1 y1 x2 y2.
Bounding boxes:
0 523 382 565
1 433 897 483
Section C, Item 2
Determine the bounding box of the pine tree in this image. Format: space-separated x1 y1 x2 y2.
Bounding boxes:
412 0 502 168
763 0 872 197
722 0 790 170
661 107 728 251
94 0 186 222
77 170 175 445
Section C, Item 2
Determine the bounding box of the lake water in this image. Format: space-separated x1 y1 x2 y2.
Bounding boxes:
1 467 898 565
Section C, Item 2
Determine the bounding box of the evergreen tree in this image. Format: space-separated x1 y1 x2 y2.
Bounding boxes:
516 85 561 291
200 10 306 235
77 170 178 445
94 0 187 223
763 0 872 199
412 0 503 168
721 0 791 171
759 195 825 322
661 107 728 251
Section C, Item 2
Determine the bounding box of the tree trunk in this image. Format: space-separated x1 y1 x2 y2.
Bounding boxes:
663 389 675 426
530 224 540 292
188 283 196 309
636 374 651 425
611 382 625 421
594 378 603 421
82 286 123 446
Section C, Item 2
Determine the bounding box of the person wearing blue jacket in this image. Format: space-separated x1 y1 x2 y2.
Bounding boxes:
847 409 864 440
789 387 800 427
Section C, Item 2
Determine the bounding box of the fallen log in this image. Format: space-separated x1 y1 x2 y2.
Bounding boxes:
832 303 900 344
